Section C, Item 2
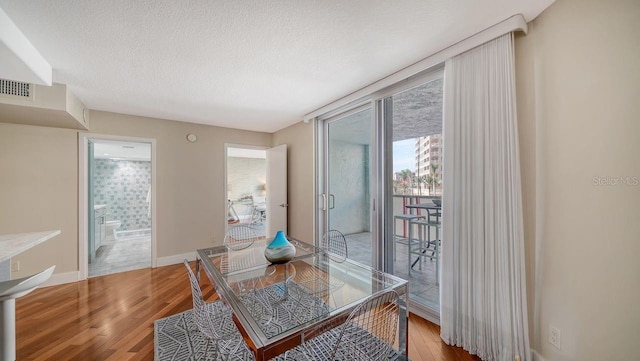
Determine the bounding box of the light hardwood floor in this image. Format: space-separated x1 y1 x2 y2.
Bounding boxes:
16 263 480 361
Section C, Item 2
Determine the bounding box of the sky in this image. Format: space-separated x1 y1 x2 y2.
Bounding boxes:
393 138 415 173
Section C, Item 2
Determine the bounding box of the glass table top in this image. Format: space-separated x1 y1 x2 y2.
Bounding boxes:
197 238 408 355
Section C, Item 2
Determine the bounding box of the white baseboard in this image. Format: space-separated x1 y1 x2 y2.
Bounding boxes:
411 306 440 325
41 271 80 288
532 349 546 361
35 252 196 288
156 252 197 267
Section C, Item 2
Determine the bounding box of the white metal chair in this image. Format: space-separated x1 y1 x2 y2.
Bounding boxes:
220 227 277 317
0 265 55 361
277 289 400 361
224 224 260 251
183 260 254 361
295 230 348 299
320 229 348 262
221 225 266 280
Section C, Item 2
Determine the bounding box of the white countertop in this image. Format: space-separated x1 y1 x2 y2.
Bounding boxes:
0 230 61 263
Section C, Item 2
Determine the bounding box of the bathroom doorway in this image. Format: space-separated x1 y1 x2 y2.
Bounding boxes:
79 134 156 279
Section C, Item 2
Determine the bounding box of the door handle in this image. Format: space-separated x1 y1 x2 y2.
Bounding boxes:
279 203 288 208
329 194 335 210
321 194 327 211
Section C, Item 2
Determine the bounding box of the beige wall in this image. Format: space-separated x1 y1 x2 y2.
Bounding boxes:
272 121 315 243
0 123 79 276
1 111 272 277
89 111 272 258
515 0 640 360
515 29 537 351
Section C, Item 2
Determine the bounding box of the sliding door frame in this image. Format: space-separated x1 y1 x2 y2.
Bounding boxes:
315 103 379 267
314 66 444 323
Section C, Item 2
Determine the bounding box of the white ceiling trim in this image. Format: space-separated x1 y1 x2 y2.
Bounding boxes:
0 7 51 85
304 14 528 121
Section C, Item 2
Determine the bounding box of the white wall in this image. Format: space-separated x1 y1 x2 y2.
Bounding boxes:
227 156 266 201
515 0 640 359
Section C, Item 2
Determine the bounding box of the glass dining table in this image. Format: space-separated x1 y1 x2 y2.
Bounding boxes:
197 238 409 360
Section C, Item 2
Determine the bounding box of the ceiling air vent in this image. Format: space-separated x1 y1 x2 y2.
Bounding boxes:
0 78 32 98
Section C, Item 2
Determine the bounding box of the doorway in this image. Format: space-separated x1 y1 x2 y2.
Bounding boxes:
226 146 268 237
225 144 288 239
79 134 157 279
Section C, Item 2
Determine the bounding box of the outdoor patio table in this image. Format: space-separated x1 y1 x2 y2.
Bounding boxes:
405 203 442 272
405 202 441 220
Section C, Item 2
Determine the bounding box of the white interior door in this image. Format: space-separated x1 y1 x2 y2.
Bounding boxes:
266 144 287 236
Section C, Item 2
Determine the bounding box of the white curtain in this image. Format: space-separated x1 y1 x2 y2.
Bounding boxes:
440 33 530 361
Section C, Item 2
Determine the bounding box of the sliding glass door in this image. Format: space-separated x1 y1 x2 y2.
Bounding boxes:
316 68 444 319
381 75 444 315
320 106 374 267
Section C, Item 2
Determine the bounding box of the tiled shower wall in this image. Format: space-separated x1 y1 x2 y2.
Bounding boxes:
94 159 151 231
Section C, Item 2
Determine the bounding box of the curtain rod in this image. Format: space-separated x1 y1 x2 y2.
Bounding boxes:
303 14 528 122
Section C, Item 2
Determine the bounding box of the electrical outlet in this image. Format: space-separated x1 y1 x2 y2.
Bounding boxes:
11 260 20 272
549 325 561 350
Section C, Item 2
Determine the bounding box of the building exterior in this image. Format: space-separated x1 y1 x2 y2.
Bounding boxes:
414 134 442 195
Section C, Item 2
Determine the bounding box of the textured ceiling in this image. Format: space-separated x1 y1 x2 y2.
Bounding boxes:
328 77 443 145
0 0 554 133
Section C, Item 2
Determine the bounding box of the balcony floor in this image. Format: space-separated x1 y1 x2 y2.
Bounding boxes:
344 232 440 311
